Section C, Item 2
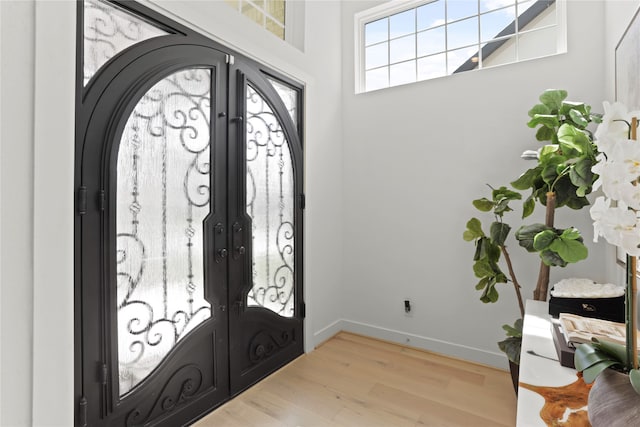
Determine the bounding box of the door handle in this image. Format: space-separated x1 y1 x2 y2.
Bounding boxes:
214 223 227 263
232 221 245 259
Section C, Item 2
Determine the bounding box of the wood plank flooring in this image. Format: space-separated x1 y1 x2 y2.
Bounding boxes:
193 332 517 426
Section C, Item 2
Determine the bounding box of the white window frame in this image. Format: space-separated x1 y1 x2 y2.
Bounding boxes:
354 0 567 94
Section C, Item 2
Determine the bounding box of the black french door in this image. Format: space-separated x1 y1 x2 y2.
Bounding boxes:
75 1 304 426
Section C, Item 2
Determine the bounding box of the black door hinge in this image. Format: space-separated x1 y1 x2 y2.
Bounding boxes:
299 193 306 210
77 186 87 215
300 301 306 318
98 190 105 211
78 396 87 427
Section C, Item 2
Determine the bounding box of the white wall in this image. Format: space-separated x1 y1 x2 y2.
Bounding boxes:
0 0 345 425
1 2 36 426
340 0 607 368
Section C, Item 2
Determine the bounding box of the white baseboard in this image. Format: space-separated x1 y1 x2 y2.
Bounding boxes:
312 318 508 370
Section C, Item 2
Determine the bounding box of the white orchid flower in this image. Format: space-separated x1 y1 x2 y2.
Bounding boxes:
590 197 640 255
595 101 640 142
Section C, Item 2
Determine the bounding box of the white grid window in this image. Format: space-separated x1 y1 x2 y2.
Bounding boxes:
226 0 286 39
355 0 566 93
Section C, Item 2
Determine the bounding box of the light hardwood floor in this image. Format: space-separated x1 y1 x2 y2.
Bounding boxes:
193 332 517 426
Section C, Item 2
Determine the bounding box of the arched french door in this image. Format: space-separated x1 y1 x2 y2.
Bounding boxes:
75 1 304 426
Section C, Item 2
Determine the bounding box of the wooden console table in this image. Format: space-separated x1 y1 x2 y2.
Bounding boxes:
517 300 591 426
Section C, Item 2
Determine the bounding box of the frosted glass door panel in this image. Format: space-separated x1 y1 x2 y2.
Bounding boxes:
246 85 295 318
116 68 213 396
84 0 168 86
266 77 298 129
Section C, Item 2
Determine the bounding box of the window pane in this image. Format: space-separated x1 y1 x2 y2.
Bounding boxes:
447 16 478 49
447 0 478 22
266 0 286 25
417 1 445 31
117 68 213 396
417 27 446 57
517 0 536 16
480 0 515 13
390 34 416 64
366 42 389 69
266 17 285 39
518 0 556 29
365 18 388 46
447 46 477 73
246 85 296 317
241 1 265 25
390 60 416 86
418 53 447 80
390 9 415 39
481 35 516 67
366 67 389 91
83 0 168 86
518 26 557 60
481 6 515 42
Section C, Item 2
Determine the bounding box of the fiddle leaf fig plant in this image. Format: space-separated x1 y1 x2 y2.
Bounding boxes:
463 89 601 366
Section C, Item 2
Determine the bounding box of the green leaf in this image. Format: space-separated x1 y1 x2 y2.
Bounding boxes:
497 336 522 364
494 198 513 215
549 237 588 263
629 369 640 395
561 101 587 117
485 239 501 261
540 249 567 267
569 157 594 189
539 144 560 162
528 114 560 129
473 198 494 212
473 259 494 278
481 282 499 303
569 109 589 127
561 227 581 240
502 319 523 338
558 124 591 156
492 186 522 202
515 224 550 252
583 360 619 384
536 126 555 141
575 343 612 371
528 103 551 118
490 222 511 247
565 195 590 210
465 218 484 240
533 229 557 251
542 164 559 186
592 338 629 364
511 167 542 190
522 195 535 218
475 277 490 291
539 89 568 111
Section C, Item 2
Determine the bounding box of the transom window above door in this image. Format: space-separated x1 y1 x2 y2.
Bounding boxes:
354 0 566 93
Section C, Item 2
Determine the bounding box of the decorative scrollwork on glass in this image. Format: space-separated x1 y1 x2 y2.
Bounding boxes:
83 0 168 86
125 364 203 426
117 68 213 397
245 84 295 318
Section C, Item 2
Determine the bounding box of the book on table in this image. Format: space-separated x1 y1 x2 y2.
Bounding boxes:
558 312 639 349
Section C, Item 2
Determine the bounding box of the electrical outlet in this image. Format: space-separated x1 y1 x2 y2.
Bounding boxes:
404 299 412 316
